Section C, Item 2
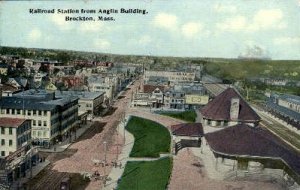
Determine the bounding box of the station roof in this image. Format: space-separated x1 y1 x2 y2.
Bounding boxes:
205 124 300 178
201 88 260 122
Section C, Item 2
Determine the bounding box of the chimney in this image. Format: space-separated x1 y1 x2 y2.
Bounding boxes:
230 98 240 120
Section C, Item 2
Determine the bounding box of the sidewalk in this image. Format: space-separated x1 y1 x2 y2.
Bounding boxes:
39 121 94 153
103 116 134 190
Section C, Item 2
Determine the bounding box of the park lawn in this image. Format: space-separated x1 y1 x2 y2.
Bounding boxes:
160 110 197 122
117 157 172 190
126 116 171 158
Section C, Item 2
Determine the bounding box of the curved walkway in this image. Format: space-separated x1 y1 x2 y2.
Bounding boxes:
104 110 183 190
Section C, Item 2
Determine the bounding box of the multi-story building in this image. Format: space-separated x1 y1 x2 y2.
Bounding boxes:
144 70 195 84
0 118 31 158
0 118 38 187
88 76 116 103
55 91 105 116
0 90 78 147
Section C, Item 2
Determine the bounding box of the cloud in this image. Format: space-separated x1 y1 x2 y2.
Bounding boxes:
50 14 72 30
248 9 286 31
274 37 300 45
213 4 237 13
138 35 152 45
181 22 203 38
28 28 41 42
216 9 286 32
94 39 111 50
216 16 246 32
79 22 105 32
153 13 178 30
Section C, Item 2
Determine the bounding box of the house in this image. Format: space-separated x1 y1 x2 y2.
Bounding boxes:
0 84 19 97
201 88 261 127
45 82 57 91
7 77 28 89
0 90 79 147
143 84 165 108
0 63 8 75
164 86 185 110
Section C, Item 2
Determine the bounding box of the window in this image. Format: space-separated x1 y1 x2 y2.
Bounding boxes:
6 109 9 114
12 109 15 115
38 111 42 116
43 121 47 127
32 131 36 136
17 109 21 114
38 121 42 126
38 131 41 137
1 128 5 135
33 120 36 126
9 128 12 135
9 140 12 146
43 131 47 137
33 110 36 115
44 111 47 116
1 151 5 157
0 109 4 114
28 110 31 116
1 139 5 145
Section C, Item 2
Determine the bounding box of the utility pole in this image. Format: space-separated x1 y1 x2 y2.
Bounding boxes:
103 141 107 175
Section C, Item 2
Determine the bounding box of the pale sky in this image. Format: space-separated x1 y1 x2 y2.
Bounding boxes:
1 0 300 59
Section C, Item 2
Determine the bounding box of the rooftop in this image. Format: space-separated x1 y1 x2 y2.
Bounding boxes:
205 124 300 178
55 90 105 100
171 123 203 137
201 88 260 122
143 84 166 94
0 117 28 128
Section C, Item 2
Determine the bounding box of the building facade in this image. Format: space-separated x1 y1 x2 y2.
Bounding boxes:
0 90 78 147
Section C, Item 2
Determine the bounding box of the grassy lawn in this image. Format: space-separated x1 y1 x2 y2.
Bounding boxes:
117 157 172 190
126 116 171 158
160 110 197 122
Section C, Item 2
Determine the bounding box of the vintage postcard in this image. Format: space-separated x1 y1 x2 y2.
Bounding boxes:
0 1 300 190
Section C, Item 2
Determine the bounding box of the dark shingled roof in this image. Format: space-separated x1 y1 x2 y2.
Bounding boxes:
205 124 300 178
171 123 203 137
0 117 28 128
143 84 165 94
201 88 260 122
0 96 56 111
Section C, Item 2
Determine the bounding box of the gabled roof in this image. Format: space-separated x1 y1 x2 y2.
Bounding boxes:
201 88 260 122
143 84 165 94
205 124 300 178
0 84 19 92
171 123 203 137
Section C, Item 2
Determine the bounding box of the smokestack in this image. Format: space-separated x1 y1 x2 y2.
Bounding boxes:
230 98 240 121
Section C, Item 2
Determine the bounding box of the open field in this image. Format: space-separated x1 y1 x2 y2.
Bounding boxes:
125 116 171 158
117 157 172 190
